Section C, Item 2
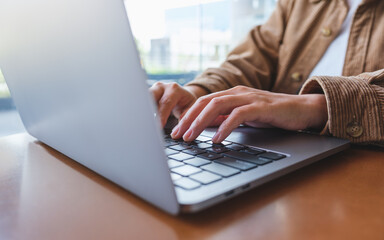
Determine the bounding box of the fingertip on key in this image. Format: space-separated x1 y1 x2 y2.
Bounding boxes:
171 126 179 139
212 133 222 144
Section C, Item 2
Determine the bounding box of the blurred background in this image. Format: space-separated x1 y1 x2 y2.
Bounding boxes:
0 0 277 137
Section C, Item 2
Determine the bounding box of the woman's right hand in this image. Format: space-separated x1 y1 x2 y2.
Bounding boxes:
149 82 207 127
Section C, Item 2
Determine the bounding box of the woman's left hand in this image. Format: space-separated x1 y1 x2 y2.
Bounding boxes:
170 86 328 143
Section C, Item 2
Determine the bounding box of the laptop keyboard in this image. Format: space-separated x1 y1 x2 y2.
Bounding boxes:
164 134 287 191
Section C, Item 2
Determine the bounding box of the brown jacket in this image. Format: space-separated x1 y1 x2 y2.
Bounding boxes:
186 0 384 145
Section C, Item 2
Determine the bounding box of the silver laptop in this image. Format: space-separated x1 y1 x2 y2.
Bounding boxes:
0 0 349 215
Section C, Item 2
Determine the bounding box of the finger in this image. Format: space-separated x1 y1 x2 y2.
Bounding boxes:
170 107 192 138
171 106 185 120
171 95 211 139
178 108 189 121
171 90 241 139
212 105 255 143
180 88 237 120
182 95 251 141
149 82 165 103
172 101 193 120
158 83 186 127
172 88 254 139
158 92 179 127
209 115 228 127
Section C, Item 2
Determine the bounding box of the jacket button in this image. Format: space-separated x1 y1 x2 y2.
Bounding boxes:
321 28 332 37
291 72 303 82
346 121 363 138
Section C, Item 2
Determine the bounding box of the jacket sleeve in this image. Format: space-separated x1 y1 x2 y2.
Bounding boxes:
299 69 384 145
185 0 294 93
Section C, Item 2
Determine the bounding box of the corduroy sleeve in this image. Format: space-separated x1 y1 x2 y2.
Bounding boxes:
185 0 294 93
299 69 384 145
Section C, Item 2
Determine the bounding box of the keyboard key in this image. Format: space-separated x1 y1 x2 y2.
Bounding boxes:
207 140 232 146
171 173 182 181
165 148 179 156
165 138 181 144
168 160 185 169
184 157 211 167
199 152 222 160
226 144 246 151
226 154 272 166
190 171 221 185
241 147 265 155
206 146 229 154
252 157 273 165
196 135 211 142
169 145 192 151
215 157 257 171
174 178 201 190
169 152 194 161
165 142 177 147
180 140 199 146
223 151 260 162
172 165 202 176
201 162 240 177
258 152 286 160
195 142 212 149
206 142 224 148
182 148 206 155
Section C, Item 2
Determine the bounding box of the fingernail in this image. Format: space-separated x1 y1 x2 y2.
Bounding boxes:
183 129 193 141
171 126 179 138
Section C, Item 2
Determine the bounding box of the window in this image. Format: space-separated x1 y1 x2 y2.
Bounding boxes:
124 0 277 85
0 0 277 135
0 0 277 105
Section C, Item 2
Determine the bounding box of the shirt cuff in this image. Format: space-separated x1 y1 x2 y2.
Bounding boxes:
299 76 384 143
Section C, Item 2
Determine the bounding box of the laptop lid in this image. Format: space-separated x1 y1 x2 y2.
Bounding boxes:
0 0 180 214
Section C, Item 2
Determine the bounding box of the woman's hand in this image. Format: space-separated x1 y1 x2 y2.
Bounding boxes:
149 82 208 127
171 86 328 143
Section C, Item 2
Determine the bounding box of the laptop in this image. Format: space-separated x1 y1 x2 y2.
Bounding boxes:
0 0 349 215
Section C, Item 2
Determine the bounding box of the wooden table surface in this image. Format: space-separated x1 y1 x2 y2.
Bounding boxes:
0 133 383 240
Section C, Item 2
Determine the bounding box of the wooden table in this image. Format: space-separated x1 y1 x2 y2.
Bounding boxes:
1 133 383 240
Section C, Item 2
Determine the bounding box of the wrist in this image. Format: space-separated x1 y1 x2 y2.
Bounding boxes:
302 94 328 130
